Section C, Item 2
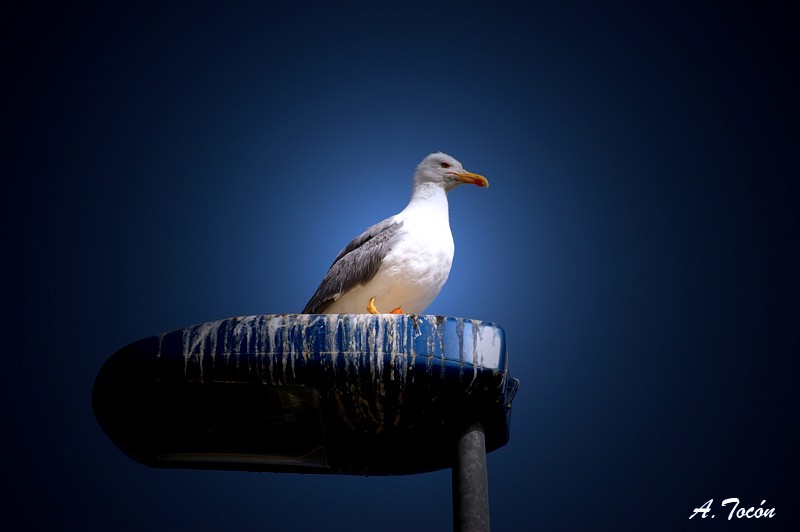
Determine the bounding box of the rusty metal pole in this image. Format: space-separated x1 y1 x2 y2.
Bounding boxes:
452 422 490 531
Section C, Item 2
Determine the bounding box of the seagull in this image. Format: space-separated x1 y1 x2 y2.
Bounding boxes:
302 152 489 315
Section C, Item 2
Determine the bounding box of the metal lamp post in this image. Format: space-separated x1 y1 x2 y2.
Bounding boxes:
93 314 519 530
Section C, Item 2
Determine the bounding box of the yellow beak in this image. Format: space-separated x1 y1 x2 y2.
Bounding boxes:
452 171 489 188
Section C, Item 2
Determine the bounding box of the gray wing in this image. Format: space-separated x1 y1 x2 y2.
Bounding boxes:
302 217 403 313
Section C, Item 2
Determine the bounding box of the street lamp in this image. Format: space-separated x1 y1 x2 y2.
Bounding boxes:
94 314 519 530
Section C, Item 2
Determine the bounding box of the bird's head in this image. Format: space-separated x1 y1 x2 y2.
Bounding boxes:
413 152 489 192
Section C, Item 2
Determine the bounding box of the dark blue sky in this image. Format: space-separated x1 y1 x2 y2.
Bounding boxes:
4 1 798 530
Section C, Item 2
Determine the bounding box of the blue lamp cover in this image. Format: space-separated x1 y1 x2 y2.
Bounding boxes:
93 314 519 475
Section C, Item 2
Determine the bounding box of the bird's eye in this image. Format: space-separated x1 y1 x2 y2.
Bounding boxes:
440 162 451 169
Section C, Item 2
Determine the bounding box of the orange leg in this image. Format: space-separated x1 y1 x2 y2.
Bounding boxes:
367 297 379 314
367 297 405 315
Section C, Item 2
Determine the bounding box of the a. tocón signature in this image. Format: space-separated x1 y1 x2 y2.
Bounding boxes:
690 498 775 520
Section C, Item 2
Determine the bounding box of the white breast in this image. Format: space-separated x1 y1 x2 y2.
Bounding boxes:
324 190 455 314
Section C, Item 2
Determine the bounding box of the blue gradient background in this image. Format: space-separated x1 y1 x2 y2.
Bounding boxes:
4 1 798 530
